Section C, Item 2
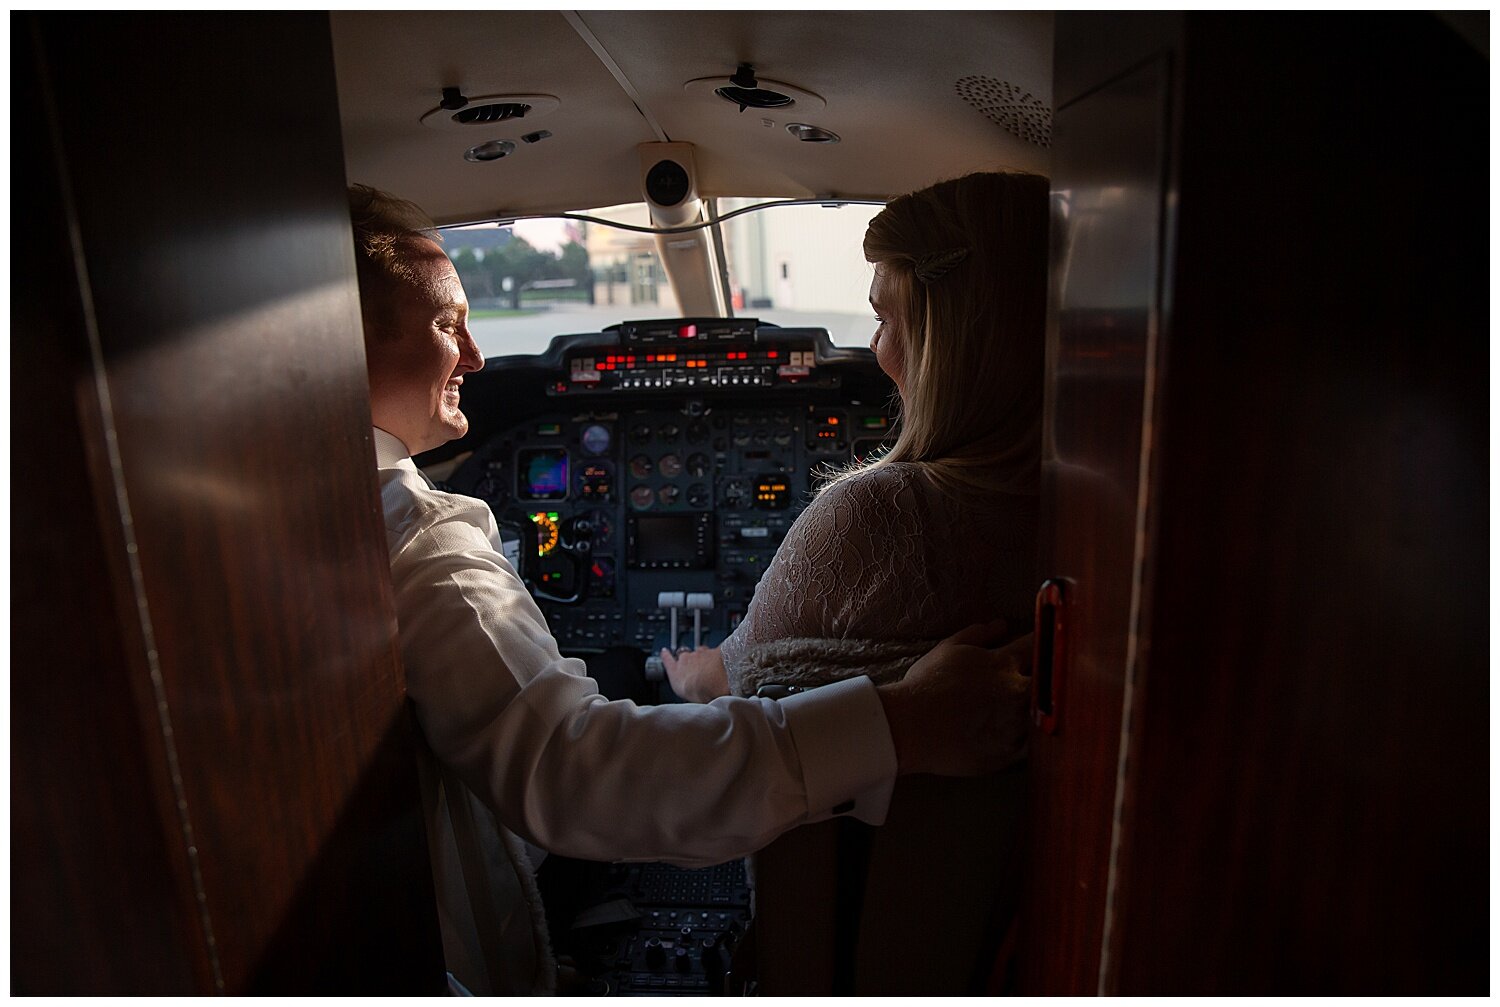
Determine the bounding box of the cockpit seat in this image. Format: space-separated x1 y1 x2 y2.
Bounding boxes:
732 640 1026 994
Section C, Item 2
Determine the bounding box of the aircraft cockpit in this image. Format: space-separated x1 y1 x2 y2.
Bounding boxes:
16 11 1484 997
424 320 897 670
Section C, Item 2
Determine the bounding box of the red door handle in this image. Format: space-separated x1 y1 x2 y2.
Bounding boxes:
1032 579 1067 734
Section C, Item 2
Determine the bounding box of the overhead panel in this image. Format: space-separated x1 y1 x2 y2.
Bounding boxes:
331 12 1054 221
576 11 1054 200
331 11 657 222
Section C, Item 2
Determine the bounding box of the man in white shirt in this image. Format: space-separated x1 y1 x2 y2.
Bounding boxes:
350 185 1031 993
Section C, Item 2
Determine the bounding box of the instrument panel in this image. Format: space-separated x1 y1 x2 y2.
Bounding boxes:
441 322 897 656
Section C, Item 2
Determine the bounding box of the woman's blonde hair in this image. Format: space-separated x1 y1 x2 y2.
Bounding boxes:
840 171 1048 496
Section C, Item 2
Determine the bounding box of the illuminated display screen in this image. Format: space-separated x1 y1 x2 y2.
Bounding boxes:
518 448 568 500
754 475 791 510
634 515 701 564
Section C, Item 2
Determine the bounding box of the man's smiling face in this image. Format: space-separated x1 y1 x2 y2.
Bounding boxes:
365 236 484 455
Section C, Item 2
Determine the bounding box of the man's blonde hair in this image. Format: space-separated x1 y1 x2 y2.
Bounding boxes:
839 171 1048 497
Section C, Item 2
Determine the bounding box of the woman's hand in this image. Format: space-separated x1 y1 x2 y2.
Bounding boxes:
661 645 730 703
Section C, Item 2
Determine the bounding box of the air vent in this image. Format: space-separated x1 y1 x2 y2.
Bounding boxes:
420 94 560 131
714 85 794 111
955 76 1052 148
453 102 531 125
684 77 826 114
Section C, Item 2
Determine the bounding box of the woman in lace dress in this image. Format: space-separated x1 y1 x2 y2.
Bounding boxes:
664 171 1046 706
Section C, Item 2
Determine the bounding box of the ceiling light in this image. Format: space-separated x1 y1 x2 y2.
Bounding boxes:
786 123 840 144
464 139 516 163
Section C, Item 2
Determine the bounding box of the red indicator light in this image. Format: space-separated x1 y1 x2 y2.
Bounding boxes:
768 350 778 359
595 362 606 371
678 324 697 339
829 417 840 425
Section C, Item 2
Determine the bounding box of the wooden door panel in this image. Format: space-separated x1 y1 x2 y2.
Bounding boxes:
1030 12 1487 994
1111 15 1488 993
15 13 444 992
1019 55 1171 995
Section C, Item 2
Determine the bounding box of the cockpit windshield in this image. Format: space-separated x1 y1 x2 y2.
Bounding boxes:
441 200 884 356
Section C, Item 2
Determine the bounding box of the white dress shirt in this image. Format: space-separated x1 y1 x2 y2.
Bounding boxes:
373 427 897 992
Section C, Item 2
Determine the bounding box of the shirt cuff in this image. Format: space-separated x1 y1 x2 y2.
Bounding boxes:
778 675 898 826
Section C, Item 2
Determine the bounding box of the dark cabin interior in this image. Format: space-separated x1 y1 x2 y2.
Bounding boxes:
12 12 1488 994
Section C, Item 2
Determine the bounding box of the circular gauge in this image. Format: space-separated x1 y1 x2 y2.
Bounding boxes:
631 422 653 444
753 430 770 446
773 430 792 446
629 454 654 479
721 478 749 508
530 512 560 556
586 509 614 547
630 486 655 510
581 423 612 456
686 453 710 478
658 485 681 506
658 422 680 440
732 429 751 447
687 420 710 443
687 483 711 508
658 453 683 478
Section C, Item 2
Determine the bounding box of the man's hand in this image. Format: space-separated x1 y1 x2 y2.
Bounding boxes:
661 645 730 703
877 621 1032 777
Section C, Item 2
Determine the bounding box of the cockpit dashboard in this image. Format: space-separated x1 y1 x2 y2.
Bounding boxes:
417 320 899 661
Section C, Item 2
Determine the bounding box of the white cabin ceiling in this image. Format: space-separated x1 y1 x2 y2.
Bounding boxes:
331 11 1053 224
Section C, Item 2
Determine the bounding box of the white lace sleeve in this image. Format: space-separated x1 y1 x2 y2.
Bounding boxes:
720 465 939 687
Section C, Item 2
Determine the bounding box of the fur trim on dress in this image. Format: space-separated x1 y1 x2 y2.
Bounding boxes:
729 637 937 698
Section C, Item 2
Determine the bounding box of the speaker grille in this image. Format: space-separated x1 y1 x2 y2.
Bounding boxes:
955 76 1052 148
